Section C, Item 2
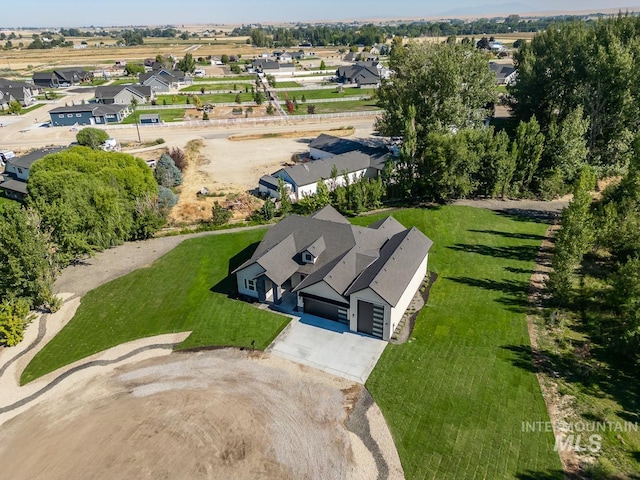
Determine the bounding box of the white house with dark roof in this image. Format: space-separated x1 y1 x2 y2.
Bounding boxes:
0 147 66 200
95 85 152 104
259 134 391 201
233 206 432 340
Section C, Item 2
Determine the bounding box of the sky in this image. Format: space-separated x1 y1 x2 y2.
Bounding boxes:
0 1 634 28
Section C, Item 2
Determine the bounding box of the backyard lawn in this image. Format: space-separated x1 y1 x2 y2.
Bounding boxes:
21 229 290 384
293 100 381 115
121 108 186 124
354 207 562 479
280 87 369 101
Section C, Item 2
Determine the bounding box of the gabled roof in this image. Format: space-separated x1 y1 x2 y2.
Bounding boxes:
0 178 28 195
234 206 433 306
310 133 387 157
8 146 66 169
275 151 376 187
345 227 433 306
95 85 150 101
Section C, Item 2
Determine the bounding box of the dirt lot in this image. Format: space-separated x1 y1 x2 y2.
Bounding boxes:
0 349 402 480
168 127 370 224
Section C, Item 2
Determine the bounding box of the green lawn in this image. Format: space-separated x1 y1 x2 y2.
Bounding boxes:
273 81 301 88
21 229 290 384
121 109 186 124
0 103 45 116
280 88 368 101
155 92 254 105
180 83 242 92
352 207 562 479
293 99 381 115
193 75 256 82
109 77 138 86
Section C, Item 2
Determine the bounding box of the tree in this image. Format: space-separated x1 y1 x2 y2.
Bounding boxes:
536 106 589 198
221 54 229 64
177 52 196 73
76 127 109 149
307 105 316 114
0 299 30 347
7 100 21 115
548 166 596 304
235 93 242 104
28 147 160 260
277 178 292 216
319 60 326 70
266 103 275 115
211 201 232 226
124 63 145 75
266 74 276 88
168 147 186 171
511 116 545 194
0 205 59 309
376 41 495 144
154 153 183 188
130 97 141 143
254 91 264 105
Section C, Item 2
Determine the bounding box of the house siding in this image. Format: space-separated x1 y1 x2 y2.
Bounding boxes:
49 111 94 126
4 163 28 181
389 253 428 337
348 287 391 340
235 263 266 298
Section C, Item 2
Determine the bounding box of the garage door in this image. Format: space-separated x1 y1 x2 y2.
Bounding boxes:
303 297 348 324
357 300 384 338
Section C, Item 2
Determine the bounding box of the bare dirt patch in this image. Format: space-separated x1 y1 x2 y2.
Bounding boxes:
0 349 399 480
228 126 355 141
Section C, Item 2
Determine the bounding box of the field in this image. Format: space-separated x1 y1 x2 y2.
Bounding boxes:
293 99 381 114
121 108 187 124
280 87 368 101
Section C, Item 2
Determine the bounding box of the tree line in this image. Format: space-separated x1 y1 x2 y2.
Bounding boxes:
232 13 619 47
0 140 186 346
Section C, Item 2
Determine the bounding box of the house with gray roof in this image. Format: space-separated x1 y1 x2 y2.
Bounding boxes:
233 205 432 340
95 85 152 104
0 78 36 106
259 134 391 201
489 62 517 85
49 103 130 126
0 147 66 201
32 69 92 88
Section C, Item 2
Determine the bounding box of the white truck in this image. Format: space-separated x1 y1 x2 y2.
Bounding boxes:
0 150 15 167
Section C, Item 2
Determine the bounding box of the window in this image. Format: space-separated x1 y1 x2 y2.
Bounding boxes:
58 114 64 118
75 113 82 117
244 278 256 292
67 114 73 118
17 168 23 174
302 252 314 264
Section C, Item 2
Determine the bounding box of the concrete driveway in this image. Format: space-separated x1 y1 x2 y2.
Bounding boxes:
268 314 387 384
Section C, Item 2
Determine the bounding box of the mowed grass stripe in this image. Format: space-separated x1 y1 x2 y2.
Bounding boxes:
353 207 561 479
21 229 289 384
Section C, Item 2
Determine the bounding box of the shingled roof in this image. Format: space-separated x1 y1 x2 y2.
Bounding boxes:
234 206 432 305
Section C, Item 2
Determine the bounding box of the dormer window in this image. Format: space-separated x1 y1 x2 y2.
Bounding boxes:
302 252 315 264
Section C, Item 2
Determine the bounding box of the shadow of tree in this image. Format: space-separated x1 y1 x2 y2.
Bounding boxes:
468 228 547 241
515 469 566 480
448 243 540 262
501 344 640 429
210 241 260 296
447 276 529 313
496 208 559 224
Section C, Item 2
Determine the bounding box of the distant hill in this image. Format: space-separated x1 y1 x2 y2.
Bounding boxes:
440 2 532 17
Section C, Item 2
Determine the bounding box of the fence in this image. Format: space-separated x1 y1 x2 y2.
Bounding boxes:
103 110 383 130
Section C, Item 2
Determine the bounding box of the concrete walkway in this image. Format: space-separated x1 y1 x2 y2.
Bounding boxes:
268 314 387 384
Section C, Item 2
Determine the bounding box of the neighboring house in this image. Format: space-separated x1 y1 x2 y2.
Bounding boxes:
139 113 160 124
0 90 13 110
0 78 35 106
260 134 391 200
95 85 152 104
489 62 517 85
0 147 66 201
252 59 280 73
291 50 306 61
49 104 130 126
139 68 187 93
336 61 386 87
343 51 358 62
233 205 433 340
32 69 92 88
269 150 388 200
